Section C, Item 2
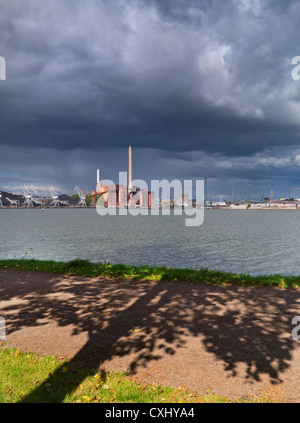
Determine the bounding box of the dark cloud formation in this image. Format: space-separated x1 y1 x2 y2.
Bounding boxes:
0 0 300 199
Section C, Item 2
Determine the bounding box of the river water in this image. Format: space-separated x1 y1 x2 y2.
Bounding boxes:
1 208 300 276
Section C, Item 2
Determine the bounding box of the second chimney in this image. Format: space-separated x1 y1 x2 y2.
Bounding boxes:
128 145 133 190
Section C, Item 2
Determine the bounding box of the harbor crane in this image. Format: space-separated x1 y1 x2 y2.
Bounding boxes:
20 184 34 207
19 185 45 207
59 198 69 207
74 186 87 207
48 186 60 207
32 197 44 207
6 197 20 208
47 186 69 207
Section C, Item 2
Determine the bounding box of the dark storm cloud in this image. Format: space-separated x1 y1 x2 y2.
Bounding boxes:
1 0 300 197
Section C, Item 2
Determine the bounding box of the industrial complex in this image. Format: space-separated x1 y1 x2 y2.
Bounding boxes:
91 145 153 208
1 145 300 210
0 145 154 209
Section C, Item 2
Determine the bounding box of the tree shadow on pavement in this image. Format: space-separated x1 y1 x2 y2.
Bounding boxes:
0 268 298 402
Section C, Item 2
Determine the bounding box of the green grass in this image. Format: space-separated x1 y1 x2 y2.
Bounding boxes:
0 347 268 403
0 258 299 289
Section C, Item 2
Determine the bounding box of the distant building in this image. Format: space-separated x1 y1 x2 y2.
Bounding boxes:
212 201 227 207
92 146 153 207
92 181 153 207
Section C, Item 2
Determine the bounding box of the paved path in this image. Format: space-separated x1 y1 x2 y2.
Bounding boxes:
0 269 299 402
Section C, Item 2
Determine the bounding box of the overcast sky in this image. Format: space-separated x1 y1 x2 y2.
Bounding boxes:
1 0 300 200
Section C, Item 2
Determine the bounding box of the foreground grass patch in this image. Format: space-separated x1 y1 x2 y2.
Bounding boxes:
0 347 268 403
0 258 299 289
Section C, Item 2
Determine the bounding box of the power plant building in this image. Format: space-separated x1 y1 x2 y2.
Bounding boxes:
91 146 153 207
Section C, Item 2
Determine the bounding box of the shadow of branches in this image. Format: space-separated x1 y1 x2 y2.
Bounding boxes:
0 268 298 402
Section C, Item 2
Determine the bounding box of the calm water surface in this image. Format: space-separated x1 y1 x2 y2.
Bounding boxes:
1 208 300 276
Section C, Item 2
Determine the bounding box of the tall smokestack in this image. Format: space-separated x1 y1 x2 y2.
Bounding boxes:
128 145 133 190
97 169 100 184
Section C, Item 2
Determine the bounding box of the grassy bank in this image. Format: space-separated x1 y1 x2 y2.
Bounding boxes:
0 347 268 403
0 258 299 289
